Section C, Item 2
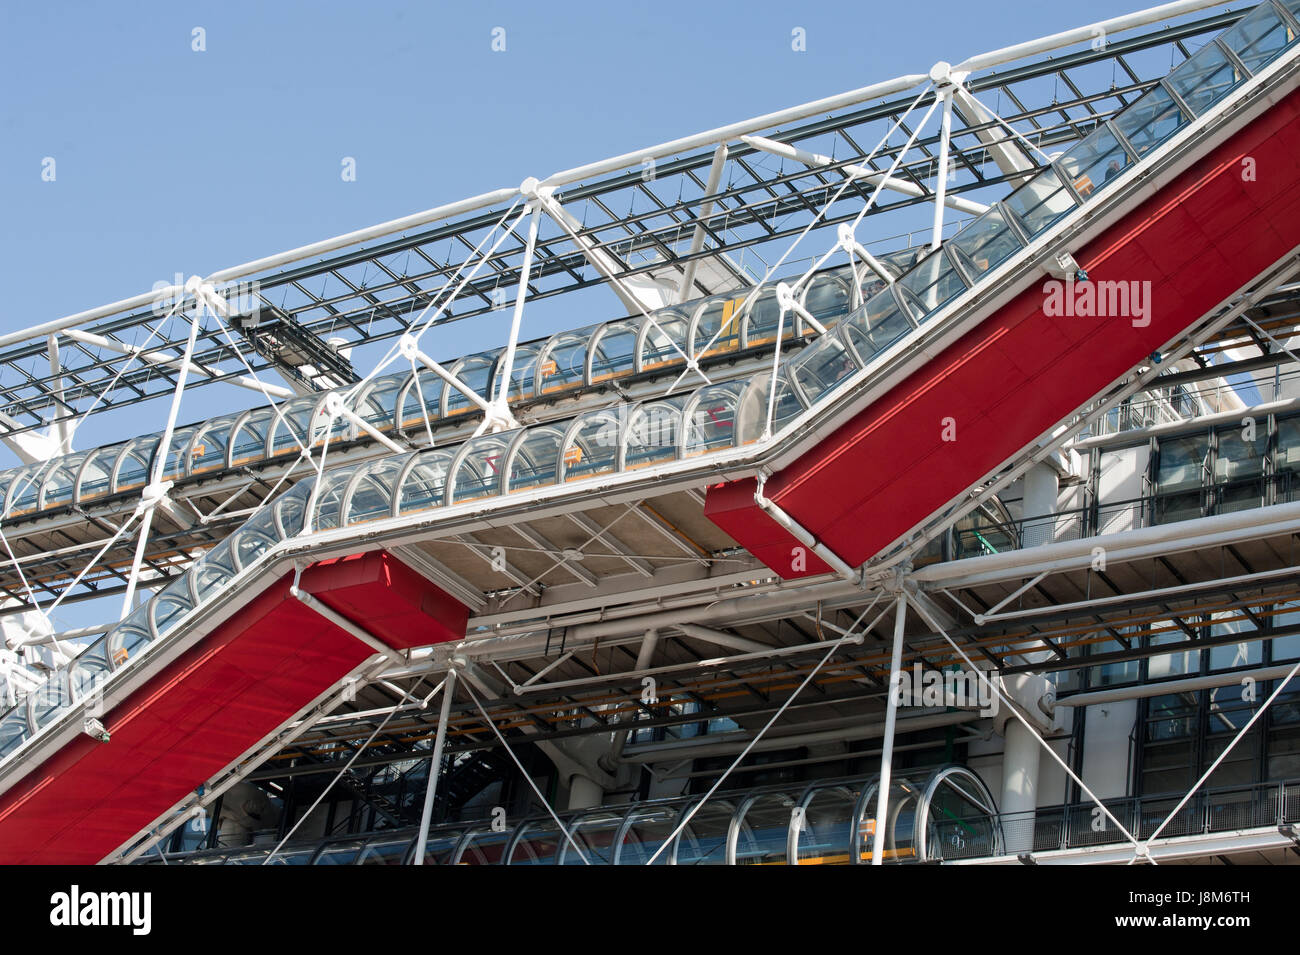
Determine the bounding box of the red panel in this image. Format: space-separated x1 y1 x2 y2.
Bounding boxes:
707 84 1300 578
702 478 832 579
0 549 468 864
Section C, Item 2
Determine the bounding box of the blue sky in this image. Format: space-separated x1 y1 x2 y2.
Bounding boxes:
2 0 1174 335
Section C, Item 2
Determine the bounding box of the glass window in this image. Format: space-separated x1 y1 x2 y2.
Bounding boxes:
589 322 638 383
624 398 686 470
795 785 861 864
39 454 87 510
1155 432 1208 523
192 541 236 602
1221 1 1295 74
1113 84 1188 160
396 371 443 432
272 481 313 537
150 577 195 637
1208 612 1261 671
229 410 272 466
5 465 44 516
0 709 30 759
561 410 621 481
231 507 280 570
189 417 240 474
562 811 621 865
1057 123 1131 199
735 372 804 444
396 451 455 515
537 332 590 395
801 270 854 330
842 289 914 367
451 434 515 504
1167 40 1246 116
359 374 405 431
493 345 540 403
788 327 862 404
638 311 690 372
690 295 744 357
734 792 796 865
673 799 737 865
616 806 683 865
107 605 154 667
1148 625 1200 679
311 465 361 531
113 437 158 494
742 287 789 347
947 205 1025 279
345 456 406 525
683 381 748 457
1005 167 1077 238
77 444 125 502
895 249 966 320
508 821 564 865
444 353 495 416
1215 422 1267 513
455 828 512 865
507 428 564 493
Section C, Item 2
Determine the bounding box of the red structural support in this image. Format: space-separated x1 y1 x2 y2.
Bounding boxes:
0 550 467 864
708 85 1300 580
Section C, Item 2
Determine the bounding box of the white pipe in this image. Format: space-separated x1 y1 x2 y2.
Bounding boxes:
290 585 404 665
677 145 730 304
675 623 774 655
1059 663 1300 707
488 205 540 423
413 667 456 865
754 473 858 581
871 593 908 866
930 90 955 250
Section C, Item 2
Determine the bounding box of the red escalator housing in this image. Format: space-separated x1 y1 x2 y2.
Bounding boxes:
708 85 1300 578
0 549 467 864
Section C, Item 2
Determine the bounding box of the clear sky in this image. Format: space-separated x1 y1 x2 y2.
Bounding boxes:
2 0 1188 335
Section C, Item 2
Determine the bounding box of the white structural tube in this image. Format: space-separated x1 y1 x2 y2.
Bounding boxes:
1001 721 1043 856
871 593 908 866
413 668 457 865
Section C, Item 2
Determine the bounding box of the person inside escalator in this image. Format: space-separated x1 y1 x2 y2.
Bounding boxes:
1104 159 1123 182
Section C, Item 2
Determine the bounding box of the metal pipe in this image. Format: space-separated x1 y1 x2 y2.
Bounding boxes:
290 586 405 665
675 623 772 655
871 593 908 865
1059 663 1300 707
677 145 729 304
753 474 858 581
413 667 457 865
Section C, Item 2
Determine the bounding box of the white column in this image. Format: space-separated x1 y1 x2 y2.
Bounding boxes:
1001 719 1042 855
1022 463 1059 548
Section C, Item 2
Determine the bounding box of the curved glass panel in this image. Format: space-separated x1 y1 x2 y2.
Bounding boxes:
313 839 365 865
450 434 515 504
589 321 638 383
415 833 461 865
272 481 313 538
6 465 44 517
562 810 621 865
39 453 87 510
742 287 788 347
150 576 195 638
189 416 241 474
683 381 748 457
29 676 68 730
691 295 744 357
896 248 967 319
494 344 540 403
561 410 621 481
537 332 590 395
192 541 237 602
455 828 512 865
508 821 563 865
357 836 413 866
107 605 154 668
77 444 125 502
160 428 196 481
229 409 273 467
734 792 796 865
445 353 495 416
396 450 455 515
920 770 1000 862
231 507 281 570
396 372 443 433
312 465 361 531
268 396 323 456
1057 123 1131 199
68 640 113 701
507 427 564 493
801 269 853 330
624 398 686 470
735 372 804 445
0 710 29 760
795 784 863 864
639 310 689 372
113 437 158 494
674 799 736 865
345 456 407 525
359 373 406 431
616 805 682 865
